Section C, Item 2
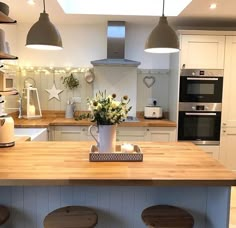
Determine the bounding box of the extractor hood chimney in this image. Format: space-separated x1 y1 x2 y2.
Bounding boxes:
91 21 141 67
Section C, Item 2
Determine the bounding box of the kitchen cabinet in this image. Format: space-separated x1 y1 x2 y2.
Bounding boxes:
220 128 236 172
221 36 236 127
219 36 236 171
145 127 176 142
116 127 147 142
50 126 177 142
51 126 88 141
197 145 219 160
180 35 225 69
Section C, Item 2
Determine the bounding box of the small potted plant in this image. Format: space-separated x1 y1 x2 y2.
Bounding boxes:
62 73 79 90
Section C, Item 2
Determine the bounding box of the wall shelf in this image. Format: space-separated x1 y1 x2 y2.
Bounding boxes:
0 11 16 23
0 51 18 60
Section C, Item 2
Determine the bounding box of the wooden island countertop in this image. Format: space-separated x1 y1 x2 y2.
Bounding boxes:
0 141 235 186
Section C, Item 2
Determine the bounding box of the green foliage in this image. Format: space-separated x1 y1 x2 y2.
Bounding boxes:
62 73 79 90
75 90 132 125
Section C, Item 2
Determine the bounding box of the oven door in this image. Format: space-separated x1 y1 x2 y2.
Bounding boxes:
178 111 221 145
179 76 223 102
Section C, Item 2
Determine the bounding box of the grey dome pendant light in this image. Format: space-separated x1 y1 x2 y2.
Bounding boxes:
26 0 63 50
145 0 179 53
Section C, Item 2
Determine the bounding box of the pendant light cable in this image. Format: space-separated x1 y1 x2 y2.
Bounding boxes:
162 0 165 16
43 0 46 13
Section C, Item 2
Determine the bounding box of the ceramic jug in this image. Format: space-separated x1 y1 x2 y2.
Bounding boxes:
89 124 116 152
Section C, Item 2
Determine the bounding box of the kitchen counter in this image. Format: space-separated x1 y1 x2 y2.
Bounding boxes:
0 141 235 228
13 117 176 128
0 141 234 186
12 111 176 128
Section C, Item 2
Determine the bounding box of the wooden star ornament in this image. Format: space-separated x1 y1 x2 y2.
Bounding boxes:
45 83 63 101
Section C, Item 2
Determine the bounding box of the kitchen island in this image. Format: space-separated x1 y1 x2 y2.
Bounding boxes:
0 141 235 227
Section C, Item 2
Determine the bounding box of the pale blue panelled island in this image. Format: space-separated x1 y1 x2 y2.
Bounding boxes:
0 141 235 228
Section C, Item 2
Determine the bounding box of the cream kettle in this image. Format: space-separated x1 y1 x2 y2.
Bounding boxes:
0 115 15 147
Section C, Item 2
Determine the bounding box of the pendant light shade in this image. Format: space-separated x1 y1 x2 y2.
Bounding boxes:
26 0 63 50
144 0 179 53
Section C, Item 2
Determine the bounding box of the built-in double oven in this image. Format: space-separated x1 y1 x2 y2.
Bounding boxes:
178 69 224 145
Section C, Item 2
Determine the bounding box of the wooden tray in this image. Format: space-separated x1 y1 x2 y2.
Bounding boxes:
89 145 143 162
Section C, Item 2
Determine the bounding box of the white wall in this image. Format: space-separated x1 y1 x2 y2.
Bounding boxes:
93 66 138 117
2 22 170 69
1 22 177 116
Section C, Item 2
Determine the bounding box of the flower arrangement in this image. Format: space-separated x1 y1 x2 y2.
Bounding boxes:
76 91 131 125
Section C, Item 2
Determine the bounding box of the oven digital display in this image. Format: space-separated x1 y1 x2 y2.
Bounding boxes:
199 70 205 75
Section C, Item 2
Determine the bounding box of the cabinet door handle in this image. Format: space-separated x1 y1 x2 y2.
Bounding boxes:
223 123 227 126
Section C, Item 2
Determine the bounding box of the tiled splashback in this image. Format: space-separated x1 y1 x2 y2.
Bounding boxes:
4 65 170 115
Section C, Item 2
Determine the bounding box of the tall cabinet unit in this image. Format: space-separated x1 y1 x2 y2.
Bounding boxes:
178 31 226 162
220 36 236 171
179 31 236 171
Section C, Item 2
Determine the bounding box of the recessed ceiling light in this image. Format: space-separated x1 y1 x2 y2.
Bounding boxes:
27 0 36 5
57 0 192 16
209 3 217 9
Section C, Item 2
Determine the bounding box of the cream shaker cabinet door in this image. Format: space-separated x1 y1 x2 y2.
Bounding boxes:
197 145 219 160
180 35 225 69
220 128 236 172
52 126 88 141
116 127 146 142
222 36 236 127
145 127 177 142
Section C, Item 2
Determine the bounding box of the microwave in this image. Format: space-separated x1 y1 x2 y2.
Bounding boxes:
0 71 15 91
179 69 223 103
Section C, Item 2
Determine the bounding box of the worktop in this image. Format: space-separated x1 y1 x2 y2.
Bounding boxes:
0 141 235 228
12 111 176 128
0 141 235 186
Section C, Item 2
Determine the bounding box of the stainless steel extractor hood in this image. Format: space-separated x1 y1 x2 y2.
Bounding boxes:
91 21 141 67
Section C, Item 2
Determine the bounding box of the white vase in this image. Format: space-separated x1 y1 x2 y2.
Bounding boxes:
89 124 117 152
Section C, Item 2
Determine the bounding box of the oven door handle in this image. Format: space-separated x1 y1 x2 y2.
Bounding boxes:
185 112 217 116
187 77 219 81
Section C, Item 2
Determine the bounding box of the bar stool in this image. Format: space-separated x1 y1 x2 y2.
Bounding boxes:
141 205 194 228
0 205 10 225
44 206 98 228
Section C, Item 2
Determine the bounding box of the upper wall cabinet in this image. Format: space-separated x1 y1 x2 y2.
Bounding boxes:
180 35 225 69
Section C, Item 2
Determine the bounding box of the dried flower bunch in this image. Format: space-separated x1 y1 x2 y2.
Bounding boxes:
76 91 131 125
62 73 79 90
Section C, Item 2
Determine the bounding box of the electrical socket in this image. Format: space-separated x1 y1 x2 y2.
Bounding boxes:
147 98 157 106
72 97 81 103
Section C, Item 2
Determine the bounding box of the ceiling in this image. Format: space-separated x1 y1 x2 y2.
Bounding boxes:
3 0 236 28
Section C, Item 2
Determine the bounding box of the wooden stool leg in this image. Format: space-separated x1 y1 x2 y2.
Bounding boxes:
0 205 10 225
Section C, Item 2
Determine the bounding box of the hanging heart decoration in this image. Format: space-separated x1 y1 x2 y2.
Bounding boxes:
143 76 156 88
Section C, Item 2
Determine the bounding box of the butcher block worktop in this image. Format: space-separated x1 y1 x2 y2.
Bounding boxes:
0 141 235 186
12 111 176 128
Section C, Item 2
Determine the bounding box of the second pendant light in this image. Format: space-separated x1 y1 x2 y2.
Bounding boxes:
145 0 179 53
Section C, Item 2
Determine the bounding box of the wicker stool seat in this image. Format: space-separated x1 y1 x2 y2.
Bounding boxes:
44 206 98 228
0 205 10 225
141 205 194 228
